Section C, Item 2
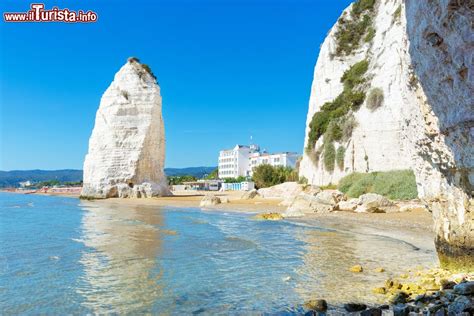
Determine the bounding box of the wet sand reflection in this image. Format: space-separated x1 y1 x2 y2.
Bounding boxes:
76 202 167 314
293 227 435 305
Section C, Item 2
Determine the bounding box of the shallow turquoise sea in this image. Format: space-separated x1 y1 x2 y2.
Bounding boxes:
0 192 435 315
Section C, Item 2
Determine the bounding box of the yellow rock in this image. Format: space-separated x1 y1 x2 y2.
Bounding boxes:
385 278 407 291
421 280 439 291
372 287 386 294
400 273 409 279
350 265 363 273
375 267 385 273
254 213 283 221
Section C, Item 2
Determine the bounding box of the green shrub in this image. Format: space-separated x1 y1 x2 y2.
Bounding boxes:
325 121 343 142
341 114 358 141
205 168 219 180
308 111 331 149
338 170 418 200
307 145 322 166
366 87 384 111
372 170 418 200
168 175 197 185
336 146 345 170
364 27 376 42
335 0 376 56
306 60 369 151
351 0 376 17
347 173 376 197
224 176 247 183
252 165 298 188
298 176 308 185
341 60 369 90
338 172 365 193
323 142 336 172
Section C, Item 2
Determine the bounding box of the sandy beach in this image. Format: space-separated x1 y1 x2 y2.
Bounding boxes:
10 188 435 252
87 190 435 253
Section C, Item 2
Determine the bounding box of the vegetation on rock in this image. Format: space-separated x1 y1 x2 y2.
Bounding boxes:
392 5 402 24
336 146 345 170
366 87 384 111
334 0 376 57
306 60 370 171
364 26 376 42
141 64 157 80
307 60 369 151
323 142 336 172
341 114 358 141
338 170 418 200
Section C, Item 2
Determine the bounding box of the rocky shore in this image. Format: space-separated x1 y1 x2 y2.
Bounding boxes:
304 272 473 315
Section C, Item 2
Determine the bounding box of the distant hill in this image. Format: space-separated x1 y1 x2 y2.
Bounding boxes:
164 166 216 178
0 169 83 188
0 167 217 187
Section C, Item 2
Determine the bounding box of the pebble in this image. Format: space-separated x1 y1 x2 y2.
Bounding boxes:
350 265 363 273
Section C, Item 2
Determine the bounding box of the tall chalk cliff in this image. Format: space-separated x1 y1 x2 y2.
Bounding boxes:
81 58 170 198
299 0 473 270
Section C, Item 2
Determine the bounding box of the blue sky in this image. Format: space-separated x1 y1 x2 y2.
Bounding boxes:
0 0 353 170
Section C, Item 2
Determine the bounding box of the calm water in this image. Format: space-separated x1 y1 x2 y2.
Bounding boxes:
0 193 435 315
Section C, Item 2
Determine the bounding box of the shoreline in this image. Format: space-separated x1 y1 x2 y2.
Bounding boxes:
88 190 436 253
4 188 435 252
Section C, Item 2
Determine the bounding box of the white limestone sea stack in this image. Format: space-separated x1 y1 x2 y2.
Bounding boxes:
81 57 170 199
299 0 473 270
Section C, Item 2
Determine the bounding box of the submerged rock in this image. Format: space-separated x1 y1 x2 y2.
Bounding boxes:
254 212 283 221
81 58 170 199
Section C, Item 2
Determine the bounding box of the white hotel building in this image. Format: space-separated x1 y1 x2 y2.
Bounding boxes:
218 144 300 179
